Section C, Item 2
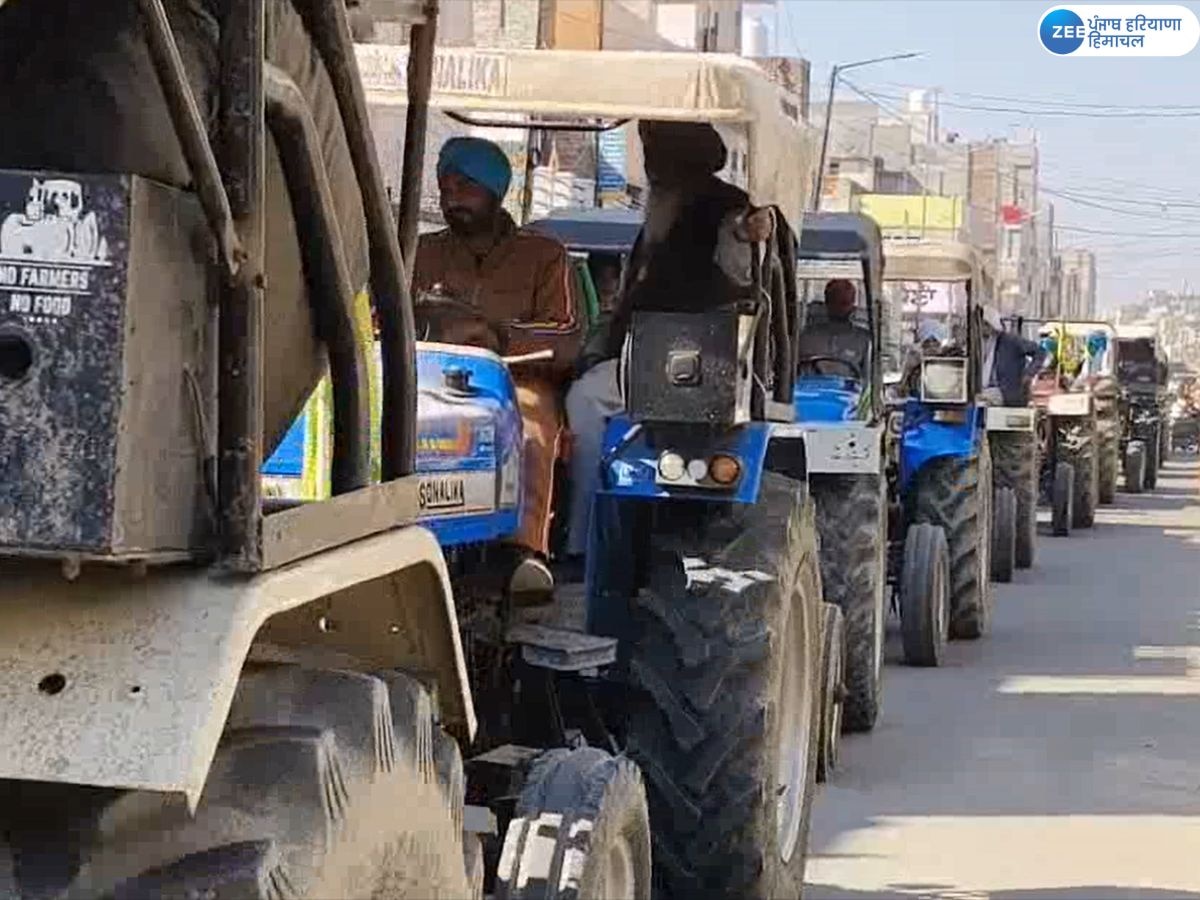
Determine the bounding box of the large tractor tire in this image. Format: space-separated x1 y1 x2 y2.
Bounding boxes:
817 603 846 783
900 522 950 667
1052 461 1075 535
912 442 993 641
1059 419 1098 529
68 665 469 899
497 748 652 900
990 430 1038 569
991 486 1017 584
626 472 822 899
1145 428 1161 490
1097 416 1120 505
1124 442 1146 494
810 474 887 733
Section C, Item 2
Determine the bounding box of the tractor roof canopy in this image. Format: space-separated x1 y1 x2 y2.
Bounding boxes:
881 238 979 285
796 211 883 293
357 46 818 227
527 208 642 253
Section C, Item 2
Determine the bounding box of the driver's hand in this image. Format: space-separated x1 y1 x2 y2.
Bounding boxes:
977 387 1004 406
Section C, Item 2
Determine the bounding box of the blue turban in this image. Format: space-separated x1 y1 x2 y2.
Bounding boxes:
437 137 512 200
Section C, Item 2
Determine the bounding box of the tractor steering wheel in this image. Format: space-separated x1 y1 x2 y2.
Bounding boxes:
797 355 863 382
414 292 507 355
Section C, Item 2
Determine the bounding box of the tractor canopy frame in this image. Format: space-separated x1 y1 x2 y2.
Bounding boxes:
131 0 439 571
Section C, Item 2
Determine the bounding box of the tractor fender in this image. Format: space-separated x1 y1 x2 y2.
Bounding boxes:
0 525 473 808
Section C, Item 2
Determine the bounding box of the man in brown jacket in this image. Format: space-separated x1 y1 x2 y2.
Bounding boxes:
414 137 580 598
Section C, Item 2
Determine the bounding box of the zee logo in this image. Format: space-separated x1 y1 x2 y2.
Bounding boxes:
1040 7 1087 54
1050 23 1087 38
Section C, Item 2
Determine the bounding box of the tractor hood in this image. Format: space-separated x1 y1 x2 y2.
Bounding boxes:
793 375 864 423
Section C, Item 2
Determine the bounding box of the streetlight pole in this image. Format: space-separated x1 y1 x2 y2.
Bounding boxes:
811 51 922 211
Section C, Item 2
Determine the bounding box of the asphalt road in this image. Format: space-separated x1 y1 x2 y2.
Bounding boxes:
805 458 1200 900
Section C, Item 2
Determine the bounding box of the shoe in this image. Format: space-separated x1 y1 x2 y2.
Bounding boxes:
509 554 555 605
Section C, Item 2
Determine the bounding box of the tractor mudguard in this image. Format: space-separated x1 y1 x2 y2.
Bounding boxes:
0 526 474 808
899 400 983 492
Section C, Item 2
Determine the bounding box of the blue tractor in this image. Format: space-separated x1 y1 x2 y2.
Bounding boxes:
584 206 825 897
883 240 1003 664
791 213 888 748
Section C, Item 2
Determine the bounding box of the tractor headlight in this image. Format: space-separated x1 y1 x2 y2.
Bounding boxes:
921 357 968 404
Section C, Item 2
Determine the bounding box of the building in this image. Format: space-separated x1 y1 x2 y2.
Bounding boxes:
364 0 795 222
1060 249 1097 319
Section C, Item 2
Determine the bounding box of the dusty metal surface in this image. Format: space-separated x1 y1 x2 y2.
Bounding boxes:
259 475 420 569
216 0 266 570
0 525 474 807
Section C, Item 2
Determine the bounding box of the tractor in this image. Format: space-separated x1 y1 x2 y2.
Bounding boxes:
882 239 1002 661
1025 319 1106 534
1116 325 1169 492
0 1 502 896
302 46 826 898
791 212 888 746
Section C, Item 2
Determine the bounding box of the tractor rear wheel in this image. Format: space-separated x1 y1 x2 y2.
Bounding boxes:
1060 419 1098 529
625 473 822 898
810 474 886 733
1052 461 1075 535
1145 428 1160 490
1097 417 1119 505
991 430 1038 569
991 486 1017 584
68 665 469 899
1124 442 1146 493
912 442 992 641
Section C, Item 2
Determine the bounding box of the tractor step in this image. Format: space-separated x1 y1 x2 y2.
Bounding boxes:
506 623 618 672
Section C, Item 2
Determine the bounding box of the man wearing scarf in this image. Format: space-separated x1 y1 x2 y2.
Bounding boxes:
414 136 580 599
563 120 759 572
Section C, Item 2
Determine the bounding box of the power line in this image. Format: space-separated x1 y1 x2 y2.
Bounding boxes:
862 80 1200 112
1054 223 1200 238
1040 187 1200 225
860 89 1200 119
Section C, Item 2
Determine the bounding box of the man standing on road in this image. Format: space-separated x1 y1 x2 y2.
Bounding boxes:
980 305 1045 405
414 136 580 599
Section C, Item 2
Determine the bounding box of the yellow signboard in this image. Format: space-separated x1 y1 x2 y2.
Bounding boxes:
858 194 964 231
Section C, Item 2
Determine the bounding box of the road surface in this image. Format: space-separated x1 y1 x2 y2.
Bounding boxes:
806 458 1200 900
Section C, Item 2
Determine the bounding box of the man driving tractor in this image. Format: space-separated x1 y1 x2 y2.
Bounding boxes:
413 136 580 598
796 278 871 375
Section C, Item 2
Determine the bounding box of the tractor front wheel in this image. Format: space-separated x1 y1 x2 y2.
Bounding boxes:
900 522 950 667
625 473 823 898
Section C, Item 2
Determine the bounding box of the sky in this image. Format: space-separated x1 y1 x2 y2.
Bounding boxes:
770 0 1200 310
